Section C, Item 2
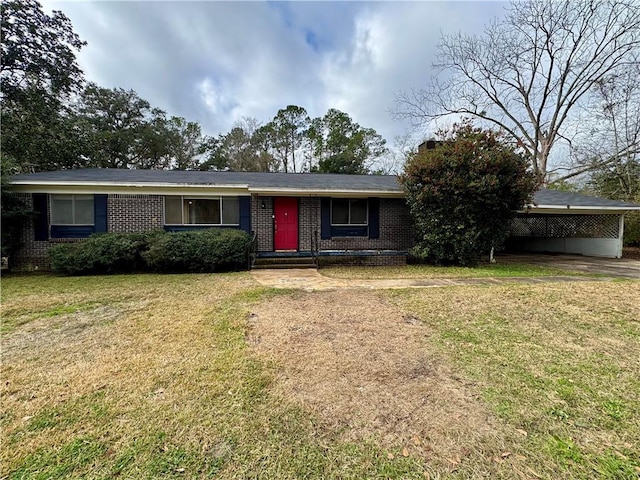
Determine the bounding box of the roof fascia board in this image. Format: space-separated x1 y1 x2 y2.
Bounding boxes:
523 206 639 213
10 182 251 196
248 187 403 197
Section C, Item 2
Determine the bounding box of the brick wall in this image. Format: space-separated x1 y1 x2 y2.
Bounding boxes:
12 193 51 270
251 195 273 252
299 197 320 251
108 194 163 232
252 195 414 253
318 198 414 251
13 193 414 270
319 255 406 267
12 193 165 271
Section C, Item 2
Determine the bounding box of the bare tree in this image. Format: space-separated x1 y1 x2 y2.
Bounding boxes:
394 0 640 184
567 57 640 198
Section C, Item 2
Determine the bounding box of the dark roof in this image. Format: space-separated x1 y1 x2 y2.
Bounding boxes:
11 168 401 191
533 188 639 208
11 168 639 208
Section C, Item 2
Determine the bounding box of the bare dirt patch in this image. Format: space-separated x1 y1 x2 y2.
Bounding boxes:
249 290 516 469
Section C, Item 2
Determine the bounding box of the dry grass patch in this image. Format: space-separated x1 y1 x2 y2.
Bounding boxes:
1 273 259 477
249 290 527 477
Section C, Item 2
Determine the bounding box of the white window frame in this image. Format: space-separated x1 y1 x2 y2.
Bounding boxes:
163 196 240 226
330 198 368 226
49 194 95 226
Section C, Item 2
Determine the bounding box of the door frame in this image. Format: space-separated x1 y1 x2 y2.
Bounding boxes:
273 197 299 251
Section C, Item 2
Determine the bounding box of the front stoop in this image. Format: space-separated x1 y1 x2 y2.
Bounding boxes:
253 256 316 269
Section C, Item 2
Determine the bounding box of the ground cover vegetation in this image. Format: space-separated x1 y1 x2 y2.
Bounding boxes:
1 273 638 479
48 229 250 275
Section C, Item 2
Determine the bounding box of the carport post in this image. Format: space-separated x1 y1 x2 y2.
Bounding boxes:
617 214 625 258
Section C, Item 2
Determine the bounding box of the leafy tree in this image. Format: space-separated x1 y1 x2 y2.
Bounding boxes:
165 117 208 170
1 156 34 260
263 105 310 173
309 109 387 174
1 0 85 101
201 118 275 172
77 84 154 168
1 0 86 172
395 0 640 184
75 84 206 169
401 121 537 266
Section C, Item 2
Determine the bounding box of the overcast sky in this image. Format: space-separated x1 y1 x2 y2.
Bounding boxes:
44 1 507 150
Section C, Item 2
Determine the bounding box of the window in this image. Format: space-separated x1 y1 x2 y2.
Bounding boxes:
164 196 240 225
50 195 94 225
331 198 368 225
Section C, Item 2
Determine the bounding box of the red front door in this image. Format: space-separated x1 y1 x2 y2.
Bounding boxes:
274 197 298 251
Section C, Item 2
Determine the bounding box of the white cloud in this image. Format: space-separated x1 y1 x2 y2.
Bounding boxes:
44 0 508 148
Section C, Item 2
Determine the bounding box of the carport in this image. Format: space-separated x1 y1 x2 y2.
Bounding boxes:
506 189 640 258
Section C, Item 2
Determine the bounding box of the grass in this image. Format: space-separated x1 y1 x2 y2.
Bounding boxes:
1 273 424 479
2 273 638 479
320 262 590 279
387 281 640 479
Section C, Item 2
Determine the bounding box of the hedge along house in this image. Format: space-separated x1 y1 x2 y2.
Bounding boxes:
8 169 640 270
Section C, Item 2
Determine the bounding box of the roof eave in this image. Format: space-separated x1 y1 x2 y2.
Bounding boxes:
524 204 640 213
9 181 252 196
247 187 403 197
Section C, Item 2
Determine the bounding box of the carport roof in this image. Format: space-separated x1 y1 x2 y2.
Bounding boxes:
532 189 639 209
9 168 640 208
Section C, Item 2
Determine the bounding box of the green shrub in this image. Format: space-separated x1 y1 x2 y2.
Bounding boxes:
624 211 640 247
401 121 537 266
49 232 156 275
142 229 250 273
49 229 250 275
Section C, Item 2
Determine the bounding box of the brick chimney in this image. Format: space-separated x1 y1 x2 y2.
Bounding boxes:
417 139 438 153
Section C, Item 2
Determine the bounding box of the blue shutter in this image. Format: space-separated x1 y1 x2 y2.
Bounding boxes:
368 197 380 239
321 197 331 240
33 193 48 241
239 196 251 233
94 194 108 233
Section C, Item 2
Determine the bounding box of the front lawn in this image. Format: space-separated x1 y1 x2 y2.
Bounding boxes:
388 282 640 479
0 274 421 479
1 273 638 479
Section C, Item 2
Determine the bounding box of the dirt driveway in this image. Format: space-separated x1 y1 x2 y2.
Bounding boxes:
499 254 640 278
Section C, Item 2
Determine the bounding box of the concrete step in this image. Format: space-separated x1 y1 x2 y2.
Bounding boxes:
252 263 317 269
253 256 316 269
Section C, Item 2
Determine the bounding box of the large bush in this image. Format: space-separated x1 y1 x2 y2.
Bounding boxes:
49 229 250 275
143 229 250 273
49 232 155 275
401 121 537 266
